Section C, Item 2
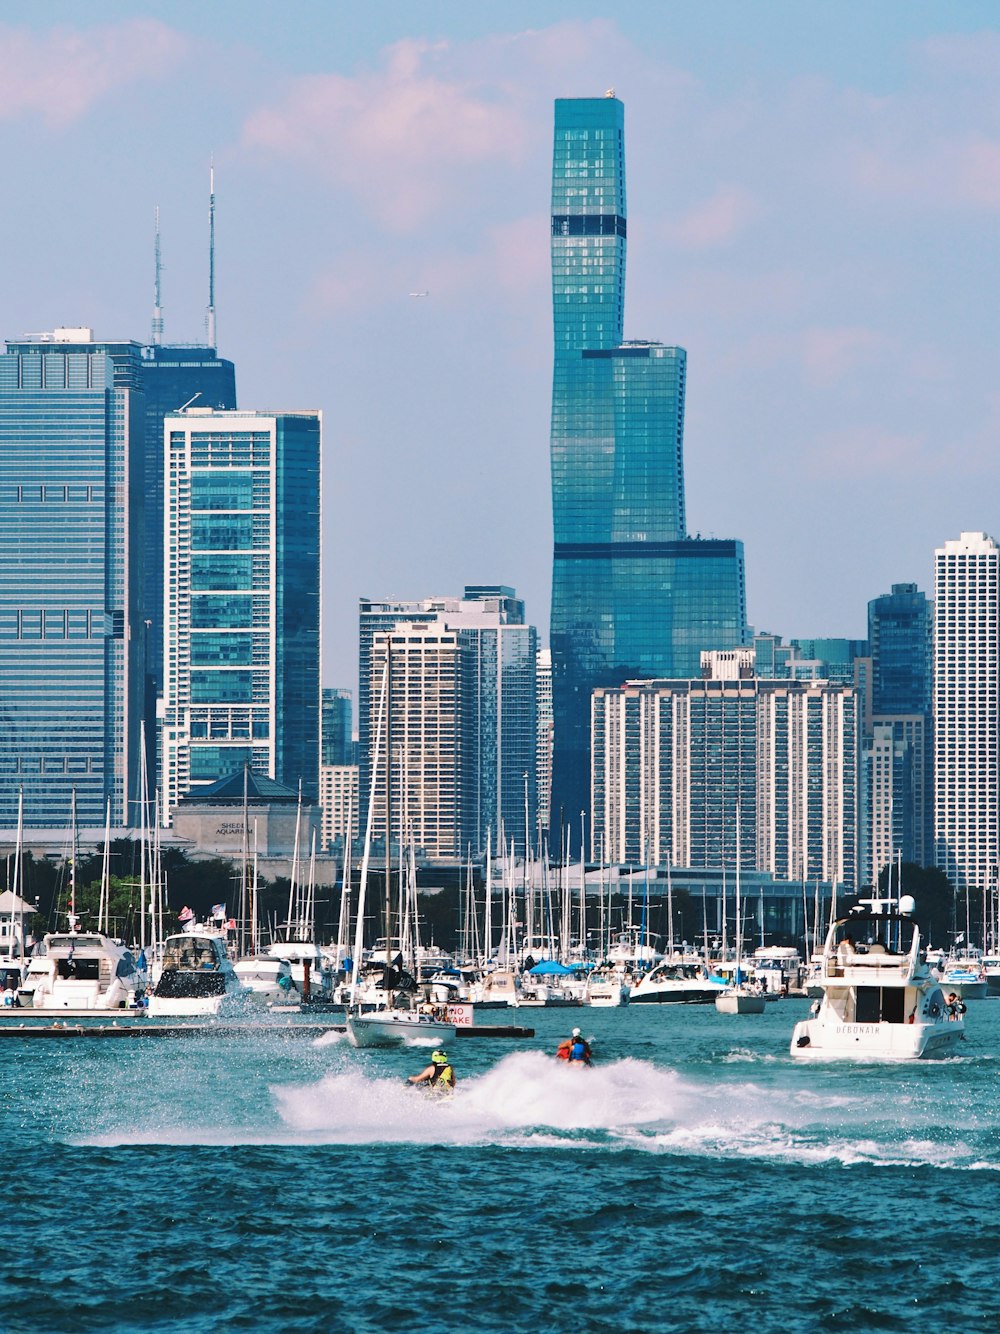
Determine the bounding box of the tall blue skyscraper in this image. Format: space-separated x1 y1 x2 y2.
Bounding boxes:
161 408 321 820
549 95 747 838
0 328 146 827
140 344 237 698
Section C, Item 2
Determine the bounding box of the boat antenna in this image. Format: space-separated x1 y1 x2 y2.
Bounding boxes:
205 158 217 350
152 204 164 345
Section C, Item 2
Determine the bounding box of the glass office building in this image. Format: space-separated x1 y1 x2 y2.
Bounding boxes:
321 687 354 766
549 96 747 837
0 330 145 827
161 409 321 820
140 344 237 699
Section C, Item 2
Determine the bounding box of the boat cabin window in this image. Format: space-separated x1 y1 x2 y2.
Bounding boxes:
855 986 906 1024
56 958 100 981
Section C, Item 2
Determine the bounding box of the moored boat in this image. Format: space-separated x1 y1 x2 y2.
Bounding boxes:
790 893 965 1059
630 961 727 1005
147 932 246 1017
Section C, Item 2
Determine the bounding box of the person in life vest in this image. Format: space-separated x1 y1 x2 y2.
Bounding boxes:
562 1027 592 1066
408 1049 456 1091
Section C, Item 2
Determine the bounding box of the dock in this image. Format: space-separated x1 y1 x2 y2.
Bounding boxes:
0 1018 535 1040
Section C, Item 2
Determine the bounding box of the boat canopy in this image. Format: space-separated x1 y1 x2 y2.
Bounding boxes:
527 960 577 975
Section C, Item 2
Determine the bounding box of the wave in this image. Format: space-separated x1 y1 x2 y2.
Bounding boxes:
77 1048 1000 1170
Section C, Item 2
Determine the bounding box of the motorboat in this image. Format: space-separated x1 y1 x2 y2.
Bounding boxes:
147 932 246 1017
18 931 141 1010
790 893 966 1060
346 1007 456 1049
715 980 765 1015
629 960 727 1005
939 954 988 1001
585 967 630 1007
233 955 296 1004
982 954 1000 997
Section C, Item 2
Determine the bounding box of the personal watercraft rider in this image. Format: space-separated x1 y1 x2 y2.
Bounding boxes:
556 1027 592 1065
408 1049 456 1091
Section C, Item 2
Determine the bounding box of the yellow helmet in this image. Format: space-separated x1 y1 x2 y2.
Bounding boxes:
431 1050 449 1064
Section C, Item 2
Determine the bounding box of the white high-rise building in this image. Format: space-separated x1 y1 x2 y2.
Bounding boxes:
933 532 1000 894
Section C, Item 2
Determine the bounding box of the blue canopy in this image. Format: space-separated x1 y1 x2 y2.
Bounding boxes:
527 960 577 975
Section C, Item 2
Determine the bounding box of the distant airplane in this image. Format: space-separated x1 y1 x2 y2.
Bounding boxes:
408 291 429 298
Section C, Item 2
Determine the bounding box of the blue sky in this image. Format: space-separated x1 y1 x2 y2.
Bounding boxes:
5 3 1000 688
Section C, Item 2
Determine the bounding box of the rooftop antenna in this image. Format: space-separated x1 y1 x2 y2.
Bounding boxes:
205 158 217 350
151 205 164 345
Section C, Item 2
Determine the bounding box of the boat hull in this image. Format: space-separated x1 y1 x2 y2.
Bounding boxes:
790 1016 964 1059
941 978 988 1000
346 1012 456 1048
715 991 765 1015
629 985 725 1005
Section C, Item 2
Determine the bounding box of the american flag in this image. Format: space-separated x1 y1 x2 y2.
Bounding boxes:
177 906 194 922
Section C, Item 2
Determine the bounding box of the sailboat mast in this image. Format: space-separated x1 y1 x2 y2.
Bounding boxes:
350 658 388 1000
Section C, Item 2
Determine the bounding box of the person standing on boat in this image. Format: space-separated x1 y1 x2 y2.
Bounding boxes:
946 992 967 1018
408 1050 456 1091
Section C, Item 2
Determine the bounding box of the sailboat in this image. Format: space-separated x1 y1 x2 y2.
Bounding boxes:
715 807 765 1015
346 655 455 1048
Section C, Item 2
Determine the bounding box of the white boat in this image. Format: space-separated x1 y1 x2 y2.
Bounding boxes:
233 955 295 1004
147 932 246 1017
346 1008 456 1049
585 968 630 1007
629 961 727 1005
982 954 1000 997
716 985 765 1015
714 822 765 1015
790 893 966 1060
940 955 988 1000
19 930 141 1010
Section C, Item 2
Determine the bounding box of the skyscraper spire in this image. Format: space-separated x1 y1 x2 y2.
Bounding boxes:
206 159 217 350
151 205 164 345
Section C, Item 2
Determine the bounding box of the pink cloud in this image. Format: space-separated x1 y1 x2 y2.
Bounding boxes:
243 37 529 231
805 425 928 478
0 20 189 127
664 185 763 249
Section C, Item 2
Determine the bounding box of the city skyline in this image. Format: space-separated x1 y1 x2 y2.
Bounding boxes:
5 4 1000 692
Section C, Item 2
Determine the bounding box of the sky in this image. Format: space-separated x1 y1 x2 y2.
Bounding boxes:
5 2 1000 692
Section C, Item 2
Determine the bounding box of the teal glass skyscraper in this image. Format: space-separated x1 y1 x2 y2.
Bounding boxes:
0 329 146 827
549 96 747 837
161 408 321 820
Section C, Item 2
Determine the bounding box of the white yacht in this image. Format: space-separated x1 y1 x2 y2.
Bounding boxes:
585 967 630 1007
233 955 295 1004
147 932 246 1017
629 960 727 1005
939 954 988 1001
19 931 141 1010
790 894 966 1060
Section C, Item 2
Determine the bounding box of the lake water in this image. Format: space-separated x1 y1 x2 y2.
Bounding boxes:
4 999 998 1333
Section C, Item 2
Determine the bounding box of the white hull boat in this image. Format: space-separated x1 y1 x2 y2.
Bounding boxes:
791 893 966 1060
19 931 140 1010
715 987 765 1015
346 1009 456 1048
630 962 727 1005
147 932 246 1018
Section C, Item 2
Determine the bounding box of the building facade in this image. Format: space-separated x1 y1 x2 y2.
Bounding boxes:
548 95 747 839
321 687 354 766
359 588 536 857
140 344 237 701
933 533 1000 894
863 582 933 881
319 763 359 854
161 408 321 821
0 329 146 827
592 659 859 891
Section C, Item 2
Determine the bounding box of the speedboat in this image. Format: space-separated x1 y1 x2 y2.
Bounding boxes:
585 967 630 1007
790 893 965 1060
18 931 141 1010
629 960 727 1005
147 932 246 1017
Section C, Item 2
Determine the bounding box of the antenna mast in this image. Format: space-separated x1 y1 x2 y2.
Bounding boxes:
152 205 164 345
206 159 217 350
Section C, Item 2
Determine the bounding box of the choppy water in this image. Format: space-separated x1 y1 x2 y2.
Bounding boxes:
3 1000 1000 1333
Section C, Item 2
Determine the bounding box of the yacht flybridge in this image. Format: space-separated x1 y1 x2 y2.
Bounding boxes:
790 894 965 1060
